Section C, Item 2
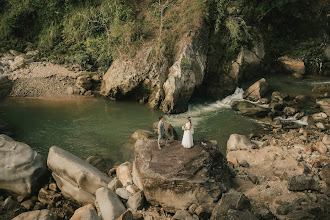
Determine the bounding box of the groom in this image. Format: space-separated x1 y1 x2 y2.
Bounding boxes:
158 116 169 150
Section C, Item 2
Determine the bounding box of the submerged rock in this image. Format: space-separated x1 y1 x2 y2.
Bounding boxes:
232 101 269 117
0 135 47 195
133 140 231 212
47 146 110 204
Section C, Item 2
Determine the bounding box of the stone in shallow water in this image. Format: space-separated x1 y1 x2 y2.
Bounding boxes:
133 140 231 212
0 134 47 195
47 146 110 204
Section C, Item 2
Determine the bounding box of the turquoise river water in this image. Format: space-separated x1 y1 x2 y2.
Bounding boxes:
0 74 328 165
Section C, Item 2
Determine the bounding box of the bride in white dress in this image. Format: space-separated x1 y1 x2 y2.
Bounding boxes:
182 117 194 148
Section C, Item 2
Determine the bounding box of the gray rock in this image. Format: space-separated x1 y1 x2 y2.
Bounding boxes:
82 209 102 220
133 140 231 212
115 188 133 200
127 191 144 210
244 78 270 101
116 162 133 187
288 175 319 191
173 210 194 220
47 146 110 204
12 209 56 220
210 190 251 220
227 134 254 152
108 177 123 191
95 187 126 220
231 101 269 117
0 135 47 195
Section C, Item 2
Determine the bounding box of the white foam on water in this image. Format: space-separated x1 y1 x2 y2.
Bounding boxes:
274 113 308 126
165 87 245 127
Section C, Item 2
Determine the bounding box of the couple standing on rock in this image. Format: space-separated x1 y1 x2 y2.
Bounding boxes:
157 116 194 150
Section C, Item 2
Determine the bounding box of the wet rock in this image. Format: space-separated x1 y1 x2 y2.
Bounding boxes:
0 135 48 195
173 210 194 220
108 177 123 192
244 78 270 102
232 101 269 117
288 175 319 191
47 146 110 204
210 190 251 220
130 130 157 142
227 134 254 152
95 187 126 220
315 141 327 154
278 56 305 76
153 121 178 141
76 76 92 90
12 209 56 220
126 191 144 211
133 140 231 212
115 188 133 200
10 55 25 71
0 75 12 98
70 204 94 220
271 91 289 102
116 162 133 187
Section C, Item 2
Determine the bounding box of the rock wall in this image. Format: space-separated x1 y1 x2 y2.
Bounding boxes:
101 30 208 114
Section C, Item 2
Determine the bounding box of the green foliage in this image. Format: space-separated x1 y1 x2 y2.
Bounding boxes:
180 56 192 72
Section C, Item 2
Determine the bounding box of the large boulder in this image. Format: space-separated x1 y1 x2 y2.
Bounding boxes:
243 78 270 101
0 75 12 98
95 187 126 220
12 209 56 220
231 101 269 117
47 146 111 204
132 140 231 212
278 56 305 78
210 190 251 220
161 31 208 113
153 121 178 141
227 134 254 152
0 135 47 195
10 55 25 71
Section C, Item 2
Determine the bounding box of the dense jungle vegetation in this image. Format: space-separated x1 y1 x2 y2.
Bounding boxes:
0 0 328 73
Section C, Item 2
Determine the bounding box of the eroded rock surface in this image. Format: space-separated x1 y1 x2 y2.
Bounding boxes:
47 146 111 204
0 135 47 195
133 140 231 212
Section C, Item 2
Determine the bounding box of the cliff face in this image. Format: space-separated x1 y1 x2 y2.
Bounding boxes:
101 30 208 114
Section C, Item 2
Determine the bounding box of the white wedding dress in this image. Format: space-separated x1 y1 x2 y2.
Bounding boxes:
182 122 194 148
